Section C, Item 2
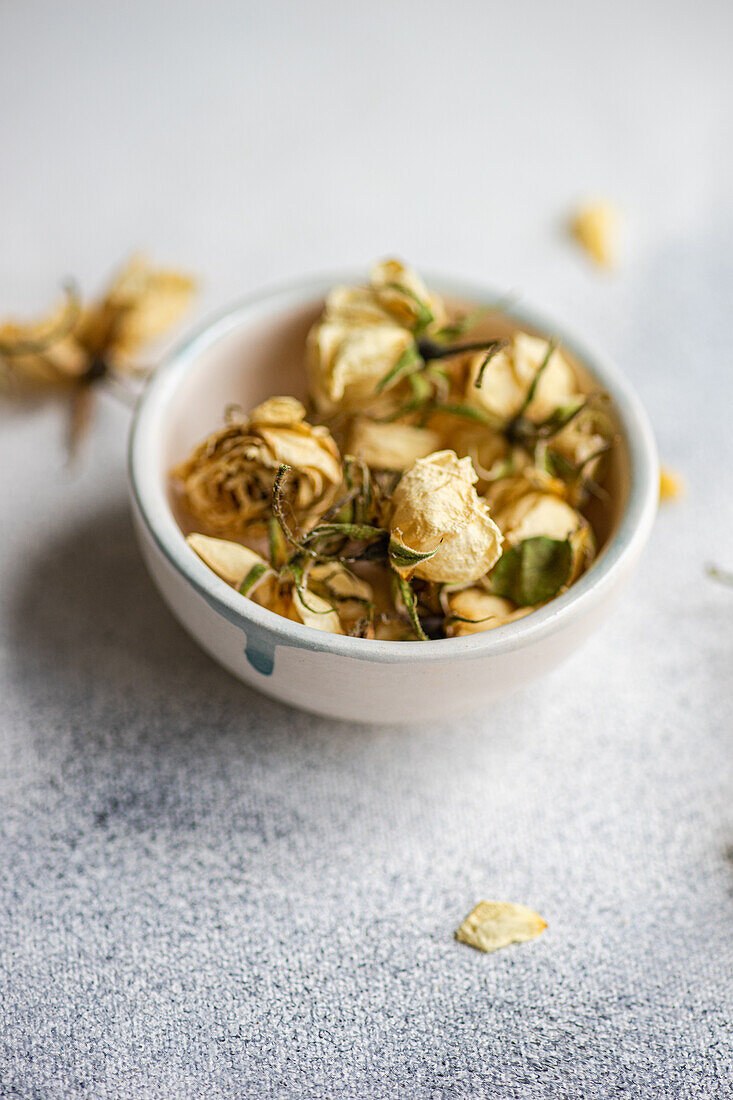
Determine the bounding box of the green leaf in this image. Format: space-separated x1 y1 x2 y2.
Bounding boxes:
303 522 386 544
426 401 504 430
268 516 289 569
473 342 506 389
238 562 269 596
375 344 422 393
388 533 440 576
489 536 573 606
514 337 558 419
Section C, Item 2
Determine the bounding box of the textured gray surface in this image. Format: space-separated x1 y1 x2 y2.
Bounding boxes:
1 1 733 1097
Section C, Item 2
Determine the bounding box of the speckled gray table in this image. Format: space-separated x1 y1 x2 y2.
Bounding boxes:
1 2 732 1097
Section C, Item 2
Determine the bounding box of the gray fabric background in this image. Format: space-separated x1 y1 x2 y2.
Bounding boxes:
1 2 732 1096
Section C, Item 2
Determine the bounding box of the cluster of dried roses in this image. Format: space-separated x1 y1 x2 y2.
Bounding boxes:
173 260 613 640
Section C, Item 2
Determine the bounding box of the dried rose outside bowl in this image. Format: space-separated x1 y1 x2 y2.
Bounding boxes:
128 273 659 723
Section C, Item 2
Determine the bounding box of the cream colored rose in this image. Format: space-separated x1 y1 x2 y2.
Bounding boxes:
173 396 342 535
307 293 413 414
389 450 503 585
468 332 580 423
186 533 345 633
444 588 532 637
306 260 447 414
347 418 442 471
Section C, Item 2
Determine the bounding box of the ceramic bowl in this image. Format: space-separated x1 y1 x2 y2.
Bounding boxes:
128 273 658 723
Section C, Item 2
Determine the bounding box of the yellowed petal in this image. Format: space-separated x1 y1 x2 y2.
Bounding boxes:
248 395 307 427
570 201 620 267
186 533 268 588
347 418 442 471
660 466 684 502
308 563 373 603
456 901 547 953
292 588 344 634
494 490 584 545
445 588 531 637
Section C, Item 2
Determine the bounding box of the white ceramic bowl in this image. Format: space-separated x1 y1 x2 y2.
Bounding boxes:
128 273 658 723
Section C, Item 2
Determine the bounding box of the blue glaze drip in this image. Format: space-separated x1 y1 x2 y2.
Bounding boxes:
244 636 276 676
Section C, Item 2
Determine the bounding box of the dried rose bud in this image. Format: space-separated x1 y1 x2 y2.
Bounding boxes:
389 450 503 585
174 396 342 536
468 332 581 424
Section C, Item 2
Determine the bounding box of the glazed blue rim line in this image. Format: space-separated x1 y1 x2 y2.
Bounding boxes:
128 272 659 666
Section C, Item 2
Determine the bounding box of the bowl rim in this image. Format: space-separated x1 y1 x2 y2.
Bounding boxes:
128 270 659 666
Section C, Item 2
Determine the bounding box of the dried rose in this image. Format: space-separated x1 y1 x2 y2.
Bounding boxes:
389 450 503 585
77 254 195 367
173 397 342 536
347 417 442 471
306 259 447 414
468 332 580 423
307 289 414 414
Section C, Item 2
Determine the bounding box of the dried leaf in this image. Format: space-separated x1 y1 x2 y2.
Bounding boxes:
490 536 573 606
456 901 547 953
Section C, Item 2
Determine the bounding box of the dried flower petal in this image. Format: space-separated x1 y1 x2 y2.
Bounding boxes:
492 488 586 546
570 201 620 267
348 418 442 471
186 533 270 589
292 588 344 634
390 451 503 585
660 466 684 502
445 588 531 636
456 901 547 953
